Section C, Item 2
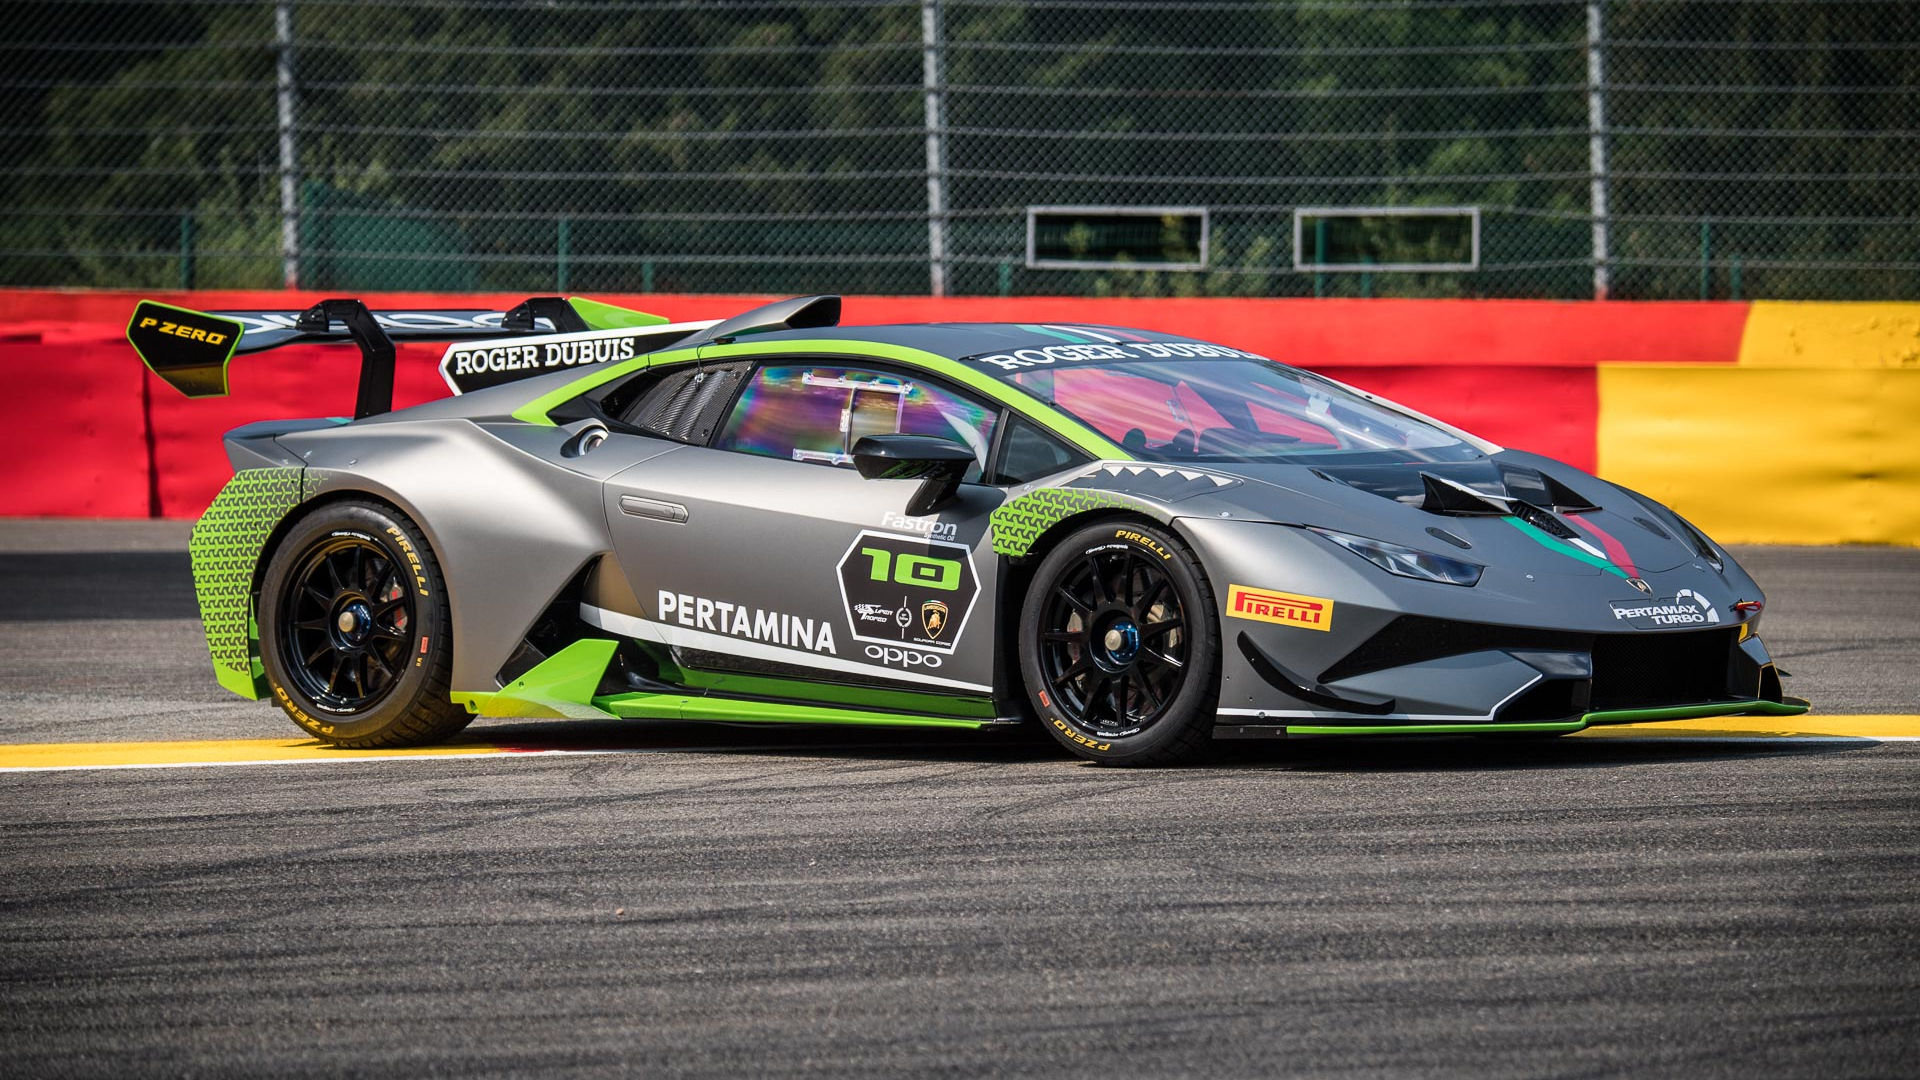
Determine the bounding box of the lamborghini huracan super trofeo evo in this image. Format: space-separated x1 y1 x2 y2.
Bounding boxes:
126 293 1806 764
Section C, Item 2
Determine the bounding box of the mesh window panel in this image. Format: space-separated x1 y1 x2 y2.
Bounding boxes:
626 363 748 445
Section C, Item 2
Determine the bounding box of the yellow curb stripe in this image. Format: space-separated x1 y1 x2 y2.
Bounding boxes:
0 715 1915 773
0 738 529 772
1573 714 1920 739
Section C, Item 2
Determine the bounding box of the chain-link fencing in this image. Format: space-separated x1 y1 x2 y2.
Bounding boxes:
5 0 1915 299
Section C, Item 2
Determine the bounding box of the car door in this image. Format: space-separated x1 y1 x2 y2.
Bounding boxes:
596 358 1009 699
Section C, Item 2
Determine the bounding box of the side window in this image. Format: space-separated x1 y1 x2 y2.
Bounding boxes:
713 364 998 481
995 416 1088 485
1013 367 1226 456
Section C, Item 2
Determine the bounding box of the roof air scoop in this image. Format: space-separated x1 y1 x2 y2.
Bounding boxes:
1419 472 1514 516
689 294 842 347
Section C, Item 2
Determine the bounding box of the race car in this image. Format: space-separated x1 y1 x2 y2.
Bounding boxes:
128 293 1807 764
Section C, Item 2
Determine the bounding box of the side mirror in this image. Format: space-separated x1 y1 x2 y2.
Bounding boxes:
851 434 976 517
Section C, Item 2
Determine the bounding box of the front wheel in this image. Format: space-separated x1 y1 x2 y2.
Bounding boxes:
1018 520 1220 765
257 500 470 748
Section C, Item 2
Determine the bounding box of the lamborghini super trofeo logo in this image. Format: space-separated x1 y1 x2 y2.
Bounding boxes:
1609 588 1720 629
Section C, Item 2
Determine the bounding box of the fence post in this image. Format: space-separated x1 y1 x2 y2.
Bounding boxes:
275 0 300 289
1585 0 1611 300
557 216 570 293
921 0 948 297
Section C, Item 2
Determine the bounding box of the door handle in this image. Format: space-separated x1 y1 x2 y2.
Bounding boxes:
618 495 689 523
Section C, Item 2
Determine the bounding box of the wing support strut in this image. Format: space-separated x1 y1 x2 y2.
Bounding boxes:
295 299 395 420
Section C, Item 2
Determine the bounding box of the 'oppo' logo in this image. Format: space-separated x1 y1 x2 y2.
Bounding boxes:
865 645 943 669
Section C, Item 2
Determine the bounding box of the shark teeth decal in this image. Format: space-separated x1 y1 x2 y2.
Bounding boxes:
1065 462 1242 501
1090 463 1238 486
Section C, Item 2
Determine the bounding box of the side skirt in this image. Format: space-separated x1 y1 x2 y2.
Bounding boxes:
450 638 1009 731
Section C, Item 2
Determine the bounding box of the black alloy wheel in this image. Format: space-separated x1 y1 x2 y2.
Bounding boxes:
1037 542 1188 738
258 500 470 748
279 534 413 713
1020 520 1220 765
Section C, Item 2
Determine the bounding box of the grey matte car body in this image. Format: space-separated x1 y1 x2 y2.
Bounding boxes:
138 294 1807 761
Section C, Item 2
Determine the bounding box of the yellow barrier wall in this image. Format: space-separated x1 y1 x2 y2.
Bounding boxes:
1598 302 1920 546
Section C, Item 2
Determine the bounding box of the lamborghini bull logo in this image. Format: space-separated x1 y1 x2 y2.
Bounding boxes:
921 600 949 640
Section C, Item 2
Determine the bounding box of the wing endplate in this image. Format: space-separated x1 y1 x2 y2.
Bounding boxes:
126 300 247 398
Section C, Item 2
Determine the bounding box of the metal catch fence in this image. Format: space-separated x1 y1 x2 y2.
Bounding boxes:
5 0 1916 299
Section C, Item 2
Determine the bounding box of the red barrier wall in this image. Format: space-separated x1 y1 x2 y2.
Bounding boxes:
0 289 1749 519
2 322 151 517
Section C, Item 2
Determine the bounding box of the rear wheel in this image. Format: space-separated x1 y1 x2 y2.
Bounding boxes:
1019 520 1219 765
258 500 469 748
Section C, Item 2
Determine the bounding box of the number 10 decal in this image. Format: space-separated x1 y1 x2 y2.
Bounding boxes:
858 547 962 592
837 530 980 653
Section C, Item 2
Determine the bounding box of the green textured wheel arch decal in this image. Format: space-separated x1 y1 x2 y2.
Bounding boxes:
989 487 1162 557
189 467 308 698
510 338 1128 461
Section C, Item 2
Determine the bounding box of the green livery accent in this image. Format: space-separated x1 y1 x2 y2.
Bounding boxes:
1582 699 1809 725
509 338 1128 462
1287 697 1809 736
593 692 988 729
449 638 994 724
990 487 1156 557
1503 515 1629 578
458 639 620 719
189 467 308 698
567 296 668 330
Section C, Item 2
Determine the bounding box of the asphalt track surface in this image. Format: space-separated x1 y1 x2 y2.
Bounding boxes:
2 521 1916 1077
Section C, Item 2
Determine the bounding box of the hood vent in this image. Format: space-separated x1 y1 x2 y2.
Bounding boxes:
1496 464 1602 513
1420 471 1584 540
1419 472 1514 516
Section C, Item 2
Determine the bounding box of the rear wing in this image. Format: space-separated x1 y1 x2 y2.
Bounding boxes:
128 292 841 419
126 295 687 419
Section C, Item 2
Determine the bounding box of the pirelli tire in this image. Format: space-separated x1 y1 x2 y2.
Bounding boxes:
257 500 470 748
1019 520 1221 766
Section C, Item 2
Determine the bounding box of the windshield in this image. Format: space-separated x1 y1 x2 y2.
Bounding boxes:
1007 359 1478 466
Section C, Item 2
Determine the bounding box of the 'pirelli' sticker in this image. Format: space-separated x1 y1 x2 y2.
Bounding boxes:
1226 584 1334 632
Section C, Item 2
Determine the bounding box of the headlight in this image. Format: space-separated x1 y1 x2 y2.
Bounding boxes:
1308 527 1483 587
